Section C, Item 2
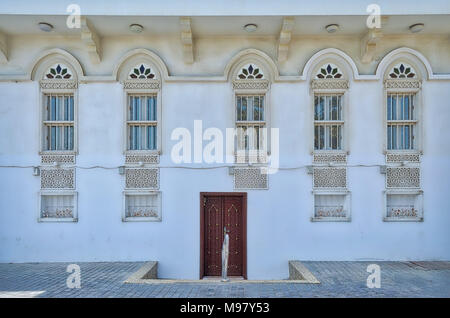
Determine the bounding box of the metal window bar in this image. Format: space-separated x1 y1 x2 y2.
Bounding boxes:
387 94 416 150
128 95 158 150
44 94 74 151
314 94 343 150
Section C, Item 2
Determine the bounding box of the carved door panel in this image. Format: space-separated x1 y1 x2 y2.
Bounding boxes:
202 194 245 278
204 196 222 276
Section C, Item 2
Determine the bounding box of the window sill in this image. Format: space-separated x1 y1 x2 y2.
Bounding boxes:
122 216 161 222
383 217 423 222
311 217 351 222
38 217 78 223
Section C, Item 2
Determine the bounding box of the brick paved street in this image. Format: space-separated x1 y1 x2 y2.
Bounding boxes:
0 261 449 298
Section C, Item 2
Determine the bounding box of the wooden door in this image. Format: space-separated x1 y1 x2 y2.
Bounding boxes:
200 193 247 279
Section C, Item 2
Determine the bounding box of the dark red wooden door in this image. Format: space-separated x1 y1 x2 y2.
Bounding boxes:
202 193 246 278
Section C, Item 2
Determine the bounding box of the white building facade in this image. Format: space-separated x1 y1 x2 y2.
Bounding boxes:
0 0 450 279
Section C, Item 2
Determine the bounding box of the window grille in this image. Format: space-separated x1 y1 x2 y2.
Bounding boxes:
127 95 157 150
387 93 416 150
43 94 74 151
314 94 343 150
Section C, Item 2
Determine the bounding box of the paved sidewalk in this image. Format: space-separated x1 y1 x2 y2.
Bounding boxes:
0 261 449 298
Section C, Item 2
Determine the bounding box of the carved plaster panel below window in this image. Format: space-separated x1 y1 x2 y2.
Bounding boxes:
125 168 159 189
386 167 420 188
233 167 268 190
41 168 75 189
313 167 347 189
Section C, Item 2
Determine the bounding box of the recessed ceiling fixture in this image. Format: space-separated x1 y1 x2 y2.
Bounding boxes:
38 22 53 32
244 23 258 32
409 23 424 33
129 24 144 33
325 24 340 33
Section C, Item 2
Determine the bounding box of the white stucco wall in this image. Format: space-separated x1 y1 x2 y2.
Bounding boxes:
1 35 450 279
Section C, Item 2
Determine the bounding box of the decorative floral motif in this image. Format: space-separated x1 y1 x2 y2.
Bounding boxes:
315 206 346 218
41 208 73 218
388 207 417 218
389 64 416 79
129 64 155 79
45 64 72 79
237 64 264 79
127 208 158 218
316 64 342 79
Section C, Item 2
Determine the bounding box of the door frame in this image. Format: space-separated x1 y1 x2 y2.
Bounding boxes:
200 192 247 279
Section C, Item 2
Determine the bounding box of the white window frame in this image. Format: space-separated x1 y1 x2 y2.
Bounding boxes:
383 83 422 155
122 190 162 222
383 189 423 222
233 87 271 162
311 190 351 222
311 87 348 156
313 93 345 152
38 190 78 223
40 87 78 155
123 88 162 155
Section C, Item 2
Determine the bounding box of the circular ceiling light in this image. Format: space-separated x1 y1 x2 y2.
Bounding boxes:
129 24 144 33
325 24 340 33
409 23 424 33
244 23 258 32
38 22 53 32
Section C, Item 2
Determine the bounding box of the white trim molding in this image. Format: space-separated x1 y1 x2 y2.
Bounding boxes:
1 47 449 83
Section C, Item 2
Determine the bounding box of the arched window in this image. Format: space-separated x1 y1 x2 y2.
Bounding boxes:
226 49 275 190
233 63 269 164
41 64 76 152
382 56 424 222
312 63 347 152
115 50 165 222
308 53 351 222
32 50 81 223
384 63 421 152
125 63 159 152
